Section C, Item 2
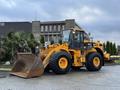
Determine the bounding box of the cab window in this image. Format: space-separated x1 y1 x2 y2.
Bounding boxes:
73 31 80 42
84 32 90 41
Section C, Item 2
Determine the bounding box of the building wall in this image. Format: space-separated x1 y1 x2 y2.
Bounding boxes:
32 21 40 41
0 22 32 37
40 24 64 42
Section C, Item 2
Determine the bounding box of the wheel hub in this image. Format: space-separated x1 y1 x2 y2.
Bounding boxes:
58 57 68 69
93 57 100 67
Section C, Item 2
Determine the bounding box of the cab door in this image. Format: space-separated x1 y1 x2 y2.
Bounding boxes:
69 31 84 50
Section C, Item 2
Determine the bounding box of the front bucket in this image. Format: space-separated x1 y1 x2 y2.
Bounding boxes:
11 53 44 78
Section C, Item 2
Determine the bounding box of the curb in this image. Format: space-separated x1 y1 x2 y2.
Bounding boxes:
0 68 11 71
105 63 120 66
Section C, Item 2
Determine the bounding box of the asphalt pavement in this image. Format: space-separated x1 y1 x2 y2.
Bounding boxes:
0 65 120 90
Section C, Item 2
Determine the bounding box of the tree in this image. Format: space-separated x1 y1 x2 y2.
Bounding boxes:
0 32 37 63
112 43 117 55
105 41 117 55
103 43 106 51
40 36 45 47
109 42 113 55
58 39 62 44
106 41 110 53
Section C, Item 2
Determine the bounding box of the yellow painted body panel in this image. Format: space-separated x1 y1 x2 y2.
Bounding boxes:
93 41 110 61
40 39 109 68
104 53 110 61
40 43 70 68
40 30 110 68
69 49 83 67
40 43 98 68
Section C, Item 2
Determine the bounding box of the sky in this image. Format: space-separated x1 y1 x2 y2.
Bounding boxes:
0 0 120 45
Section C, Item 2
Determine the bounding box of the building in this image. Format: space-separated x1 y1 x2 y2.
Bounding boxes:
32 19 81 43
0 19 81 43
0 22 32 37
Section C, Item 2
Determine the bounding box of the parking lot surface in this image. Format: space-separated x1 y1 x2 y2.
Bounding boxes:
0 65 120 90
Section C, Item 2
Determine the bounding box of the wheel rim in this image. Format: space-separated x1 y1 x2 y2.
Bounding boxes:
93 57 100 67
58 57 68 69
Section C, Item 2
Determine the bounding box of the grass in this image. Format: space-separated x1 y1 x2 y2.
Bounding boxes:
115 60 120 64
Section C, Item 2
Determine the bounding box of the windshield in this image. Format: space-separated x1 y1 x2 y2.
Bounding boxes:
84 32 90 41
62 30 71 43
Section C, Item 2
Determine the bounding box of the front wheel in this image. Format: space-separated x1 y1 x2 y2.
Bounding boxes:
85 52 103 71
49 51 72 74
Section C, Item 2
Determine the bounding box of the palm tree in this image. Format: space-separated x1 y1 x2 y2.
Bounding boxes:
1 32 37 63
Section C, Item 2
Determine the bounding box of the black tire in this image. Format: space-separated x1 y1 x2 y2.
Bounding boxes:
49 51 72 74
44 65 50 72
85 52 103 71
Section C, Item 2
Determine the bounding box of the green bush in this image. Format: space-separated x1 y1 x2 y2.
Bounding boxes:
0 32 38 63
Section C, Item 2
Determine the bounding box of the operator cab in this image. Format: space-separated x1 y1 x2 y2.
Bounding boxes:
62 29 92 50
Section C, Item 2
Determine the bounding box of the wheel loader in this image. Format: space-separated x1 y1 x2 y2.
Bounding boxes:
11 28 110 78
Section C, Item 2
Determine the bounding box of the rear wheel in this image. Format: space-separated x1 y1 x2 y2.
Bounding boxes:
85 52 103 71
49 51 72 74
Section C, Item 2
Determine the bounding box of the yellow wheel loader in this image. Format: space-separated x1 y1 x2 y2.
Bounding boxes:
11 28 110 78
